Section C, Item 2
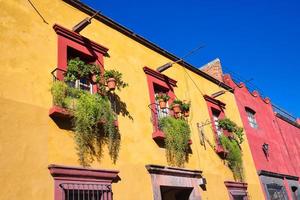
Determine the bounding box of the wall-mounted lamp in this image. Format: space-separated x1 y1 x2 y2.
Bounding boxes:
72 11 99 33
198 177 207 191
262 143 269 157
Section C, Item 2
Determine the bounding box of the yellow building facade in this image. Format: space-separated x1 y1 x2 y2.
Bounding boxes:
0 0 265 199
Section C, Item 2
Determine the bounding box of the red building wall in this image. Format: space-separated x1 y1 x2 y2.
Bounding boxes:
275 115 300 177
223 75 296 176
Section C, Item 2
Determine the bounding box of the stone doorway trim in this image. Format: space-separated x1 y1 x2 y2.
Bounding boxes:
146 164 202 200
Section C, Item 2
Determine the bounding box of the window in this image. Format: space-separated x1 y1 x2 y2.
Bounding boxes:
259 173 290 200
67 78 93 94
61 183 111 200
144 67 177 139
224 181 248 200
146 165 202 200
204 95 226 145
53 24 108 86
245 107 258 128
265 183 288 200
212 109 222 137
154 84 170 119
48 164 119 200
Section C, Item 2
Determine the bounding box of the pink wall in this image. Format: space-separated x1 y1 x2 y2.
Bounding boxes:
223 75 299 177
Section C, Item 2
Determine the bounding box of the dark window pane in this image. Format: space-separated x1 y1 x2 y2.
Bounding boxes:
232 195 245 200
266 183 288 200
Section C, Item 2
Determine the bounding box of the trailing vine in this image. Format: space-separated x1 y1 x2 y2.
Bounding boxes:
158 116 190 167
51 58 128 167
218 118 245 181
219 135 244 181
74 92 120 166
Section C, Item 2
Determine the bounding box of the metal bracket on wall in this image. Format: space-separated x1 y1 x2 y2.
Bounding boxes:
197 120 215 150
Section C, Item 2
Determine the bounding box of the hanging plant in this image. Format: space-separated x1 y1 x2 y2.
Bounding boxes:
170 99 183 114
181 100 191 117
218 118 245 181
73 92 120 166
219 118 244 144
104 69 128 91
50 58 130 166
158 116 190 167
219 135 244 181
155 92 170 109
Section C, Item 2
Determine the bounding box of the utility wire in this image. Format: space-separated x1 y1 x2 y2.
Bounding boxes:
171 45 205 65
28 0 49 24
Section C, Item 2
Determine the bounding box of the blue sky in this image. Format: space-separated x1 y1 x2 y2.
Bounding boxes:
82 0 300 117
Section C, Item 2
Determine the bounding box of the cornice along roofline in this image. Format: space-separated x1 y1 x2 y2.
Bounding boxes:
62 0 233 92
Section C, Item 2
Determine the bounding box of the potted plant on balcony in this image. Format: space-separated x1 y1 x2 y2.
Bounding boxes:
104 69 128 91
170 99 183 114
181 100 191 117
64 57 101 84
158 116 191 167
155 92 170 109
218 118 244 144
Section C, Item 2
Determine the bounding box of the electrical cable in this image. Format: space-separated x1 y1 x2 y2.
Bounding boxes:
27 0 49 24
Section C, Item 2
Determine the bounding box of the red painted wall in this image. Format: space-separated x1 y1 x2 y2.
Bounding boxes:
275 115 300 177
223 75 299 178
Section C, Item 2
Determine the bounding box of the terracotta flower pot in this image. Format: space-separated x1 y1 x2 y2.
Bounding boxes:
174 112 181 119
183 110 190 117
222 129 233 138
158 99 167 109
172 104 181 113
107 78 116 90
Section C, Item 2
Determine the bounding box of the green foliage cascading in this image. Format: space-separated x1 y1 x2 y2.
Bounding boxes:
218 118 245 181
219 135 244 181
74 92 120 166
158 116 190 167
51 81 120 166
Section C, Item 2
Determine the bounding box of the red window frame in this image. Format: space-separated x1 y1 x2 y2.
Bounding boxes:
143 67 177 140
48 164 119 200
53 24 109 93
204 95 227 155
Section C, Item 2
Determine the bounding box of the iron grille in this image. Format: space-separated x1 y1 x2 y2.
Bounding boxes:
60 183 112 200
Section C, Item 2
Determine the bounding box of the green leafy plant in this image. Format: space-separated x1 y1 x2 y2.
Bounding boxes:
51 81 69 108
64 57 101 83
73 92 120 166
51 80 121 166
170 98 183 108
51 81 82 110
155 93 170 102
219 118 244 144
220 135 244 181
104 69 128 90
181 101 191 111
158 116 190 167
